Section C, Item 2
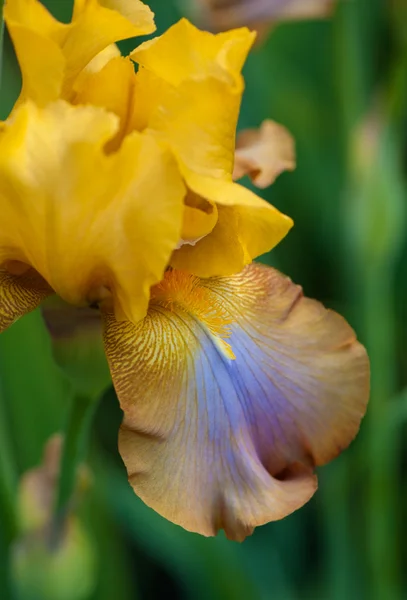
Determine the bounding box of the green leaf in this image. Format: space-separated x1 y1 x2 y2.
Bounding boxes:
0 28 21 120
0 310 71 471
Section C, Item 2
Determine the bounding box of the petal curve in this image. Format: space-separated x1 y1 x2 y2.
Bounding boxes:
103 264 369 539
132 18 255 89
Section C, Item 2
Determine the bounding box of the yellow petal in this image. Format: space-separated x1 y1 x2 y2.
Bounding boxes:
128 67 166 133
102 264 369 540
171 206 246 275
143 76 242 179
0 101 185 324
4 0 67 106
75 43 121 80
132 18 255 90
63 0 155 96
4 0 68 44
233 119 296 188
173 173 293 275
128 20 292 270
4 24 66 107
73 0 154 27
179 191 218 245
0 267 52 332
130 20 254 179
72 56 136 147
5 0 155 106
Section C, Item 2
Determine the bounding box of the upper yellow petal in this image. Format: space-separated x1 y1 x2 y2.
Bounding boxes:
73 0 155 28
0 101 185 323
171 206 247 276
172 173 293 276
3 24 66 107
130 21 255 179
4 0 155 106
132 18 255 90
72 56 137 148
4 0 67 106
4 0 68 44
62 0 155 96
128 62 242 179
128 71 293 274
128 67 167 133
77 43 122 76
127 19 293 273
179 190 218 245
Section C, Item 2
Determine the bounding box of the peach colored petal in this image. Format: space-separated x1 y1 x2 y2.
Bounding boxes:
233 120 296 188
102 264 369 540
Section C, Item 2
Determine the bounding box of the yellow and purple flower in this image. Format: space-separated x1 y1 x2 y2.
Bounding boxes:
0 0 369 540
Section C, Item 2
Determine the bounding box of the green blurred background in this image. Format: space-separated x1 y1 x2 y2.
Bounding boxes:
1 0 407 599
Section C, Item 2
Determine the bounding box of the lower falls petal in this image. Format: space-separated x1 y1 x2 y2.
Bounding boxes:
102 263 370 540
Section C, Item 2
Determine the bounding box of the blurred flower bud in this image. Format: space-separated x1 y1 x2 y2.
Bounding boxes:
190 0 336 36
348 103 406 264
11 518 96 600
18 435 92 533
233 119 296 188
351 106 382 177
12 436 96 600
42 296 111 400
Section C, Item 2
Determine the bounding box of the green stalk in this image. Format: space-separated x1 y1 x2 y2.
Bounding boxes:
389 388 407 426
52 394 96 542
334 0 366 144
363 263 399 600
363 33 407 600
319 459 359 600
329 3 367 598
334 1 406 597
0 385 18 546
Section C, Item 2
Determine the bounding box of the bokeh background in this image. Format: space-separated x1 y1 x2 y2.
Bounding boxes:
1 0 406 599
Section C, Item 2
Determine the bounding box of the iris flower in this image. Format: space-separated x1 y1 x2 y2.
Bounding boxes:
194 0 336 33
0 0 369 540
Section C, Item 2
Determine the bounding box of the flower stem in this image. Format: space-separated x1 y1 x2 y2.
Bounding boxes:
0 384 19 546
363 31 407 600
52 393 95 538
363 263 399 600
